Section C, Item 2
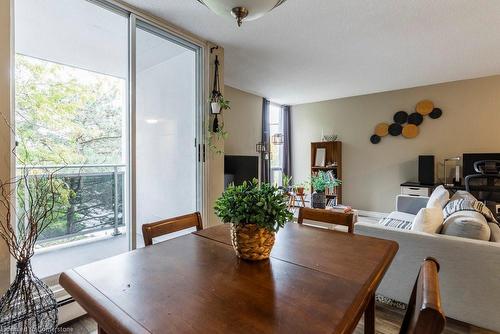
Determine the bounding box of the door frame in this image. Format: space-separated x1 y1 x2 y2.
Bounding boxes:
128 14 207 249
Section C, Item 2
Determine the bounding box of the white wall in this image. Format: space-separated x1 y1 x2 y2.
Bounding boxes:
291 75 500 213
224 85 262 157
136 51 197 240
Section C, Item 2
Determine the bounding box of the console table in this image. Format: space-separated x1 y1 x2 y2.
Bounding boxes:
400 181 465 197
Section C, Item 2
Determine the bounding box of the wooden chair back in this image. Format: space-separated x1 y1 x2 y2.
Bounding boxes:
297 207 354 233
142 212 203 246
400 257 445 334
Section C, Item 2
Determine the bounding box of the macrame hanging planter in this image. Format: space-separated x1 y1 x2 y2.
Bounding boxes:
211 55 222 133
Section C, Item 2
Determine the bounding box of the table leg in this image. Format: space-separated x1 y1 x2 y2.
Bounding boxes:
364 293 375 334
98 325 108 334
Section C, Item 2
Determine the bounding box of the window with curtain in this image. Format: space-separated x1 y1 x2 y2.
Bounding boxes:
269 103 284 186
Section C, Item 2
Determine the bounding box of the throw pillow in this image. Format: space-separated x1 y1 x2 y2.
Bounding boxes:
412 207 444 234
426 185 450 209
489 223 500 242
449 190 477 202
441 211 491 241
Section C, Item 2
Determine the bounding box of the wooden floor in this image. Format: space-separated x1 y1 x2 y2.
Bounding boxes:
61 302 498 334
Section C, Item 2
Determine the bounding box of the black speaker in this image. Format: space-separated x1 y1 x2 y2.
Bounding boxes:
418 155 435 185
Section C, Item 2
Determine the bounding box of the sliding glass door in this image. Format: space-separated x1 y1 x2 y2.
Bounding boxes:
14 1 204 278
134 20 202 247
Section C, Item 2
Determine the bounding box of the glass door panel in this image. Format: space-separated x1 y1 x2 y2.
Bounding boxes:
135 22 200 247
15 0 129 279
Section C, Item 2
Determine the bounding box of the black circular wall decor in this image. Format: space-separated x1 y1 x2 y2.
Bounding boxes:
393 111 408 124
388 123 402 136
429 108 443 119
370 134 381 144
408 112 424 126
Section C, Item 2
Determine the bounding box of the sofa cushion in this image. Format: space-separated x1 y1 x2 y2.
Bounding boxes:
378 211 415 230
441 211 491 241
426 185 450 209
489 223 500 242
412 207 444 234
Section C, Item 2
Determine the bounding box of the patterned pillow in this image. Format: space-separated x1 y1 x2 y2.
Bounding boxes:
378 217 413 230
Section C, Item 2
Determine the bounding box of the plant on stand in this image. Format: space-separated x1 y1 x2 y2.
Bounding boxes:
214 179 293 261
311 171 342 209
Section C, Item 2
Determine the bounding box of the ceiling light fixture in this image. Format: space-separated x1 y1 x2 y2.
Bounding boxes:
197 0 287 27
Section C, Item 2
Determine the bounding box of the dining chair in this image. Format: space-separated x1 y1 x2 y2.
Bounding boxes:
399 257 445 334
297 207 354 233
142 212 203 246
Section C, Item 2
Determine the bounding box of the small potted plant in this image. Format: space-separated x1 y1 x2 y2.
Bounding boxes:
294 180 309 196
311 171 342 209
214 179 293 261
280 174 293 193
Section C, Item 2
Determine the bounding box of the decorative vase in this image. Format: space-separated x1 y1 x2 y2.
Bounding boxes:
0 261 58 333
230 223 275 261
311 191 326 209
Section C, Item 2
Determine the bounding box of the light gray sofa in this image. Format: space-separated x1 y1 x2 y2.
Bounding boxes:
354 195 500 332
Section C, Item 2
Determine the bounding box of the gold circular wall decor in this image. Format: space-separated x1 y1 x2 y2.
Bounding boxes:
402 124 419 138
374 123 389 137
415 100 434 115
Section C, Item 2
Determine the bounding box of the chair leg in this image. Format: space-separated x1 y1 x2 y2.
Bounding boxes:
364 293 375 334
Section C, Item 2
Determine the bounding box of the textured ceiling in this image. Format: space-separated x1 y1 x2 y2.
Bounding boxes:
123 0 500 105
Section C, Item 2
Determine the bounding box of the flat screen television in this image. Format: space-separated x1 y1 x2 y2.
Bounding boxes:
224 155 259 188
463 153 500 178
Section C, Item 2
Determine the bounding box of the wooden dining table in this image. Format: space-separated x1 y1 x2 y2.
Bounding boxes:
60 223 398 334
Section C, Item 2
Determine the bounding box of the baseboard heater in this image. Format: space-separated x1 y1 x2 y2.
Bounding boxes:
56 293 86 325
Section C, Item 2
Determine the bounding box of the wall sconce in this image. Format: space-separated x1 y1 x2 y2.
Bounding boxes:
443 157 460 186
256 141 269 160
271 133 284 145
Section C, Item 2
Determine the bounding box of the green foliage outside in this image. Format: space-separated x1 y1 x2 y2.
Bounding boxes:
15 55 125 242
214 179 293 232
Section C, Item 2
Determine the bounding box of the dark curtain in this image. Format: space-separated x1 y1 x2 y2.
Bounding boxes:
282 105 292 177
261 98 271 183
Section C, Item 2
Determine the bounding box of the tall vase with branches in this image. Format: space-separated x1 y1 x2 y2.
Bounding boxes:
0 119 60 332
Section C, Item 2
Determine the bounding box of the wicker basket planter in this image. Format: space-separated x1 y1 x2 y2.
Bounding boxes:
230 223 275 261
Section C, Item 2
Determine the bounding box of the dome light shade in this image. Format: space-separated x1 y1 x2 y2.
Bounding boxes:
197 0 287 26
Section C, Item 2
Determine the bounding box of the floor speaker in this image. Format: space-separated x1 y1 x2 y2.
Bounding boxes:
418 155 435 185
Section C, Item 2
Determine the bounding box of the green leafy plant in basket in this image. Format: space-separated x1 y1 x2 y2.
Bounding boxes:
214 179 293 261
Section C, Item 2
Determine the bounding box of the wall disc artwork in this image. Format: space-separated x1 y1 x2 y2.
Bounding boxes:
370 99 443 144
388 123 402 136
408 112 424 126
393 111 408 124
429 108 442 119
402 124 419 138
370 134 381 144
374 123 389 137
415 100 434 115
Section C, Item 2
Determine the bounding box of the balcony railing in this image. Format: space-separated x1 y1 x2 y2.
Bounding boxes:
16 164 126 247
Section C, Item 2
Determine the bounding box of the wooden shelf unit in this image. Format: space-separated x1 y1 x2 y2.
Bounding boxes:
311 141 342 204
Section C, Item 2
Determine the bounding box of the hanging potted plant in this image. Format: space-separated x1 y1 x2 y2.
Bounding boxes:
214 179 293 261
311 171 342 209
0 166 61 332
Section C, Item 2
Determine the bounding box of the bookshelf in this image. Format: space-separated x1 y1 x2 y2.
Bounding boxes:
311 141 342 204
